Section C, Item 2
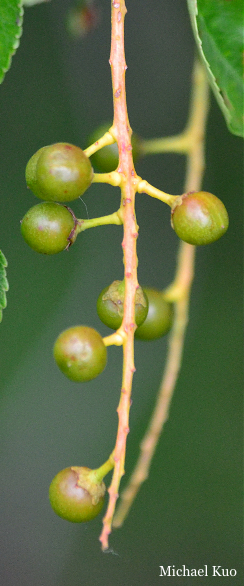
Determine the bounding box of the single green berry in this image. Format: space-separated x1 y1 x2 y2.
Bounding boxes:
88 123 141 172
49 466 105 523
97 280 148 330
53 326 107 382
135 288 173 340
171 191 229 245
21 202 75 254
26 143 93 202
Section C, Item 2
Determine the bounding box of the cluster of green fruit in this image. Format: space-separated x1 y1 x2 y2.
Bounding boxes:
53 282 173 384
21 138 229 523
21 139 229 255
21 142 93 254
49 280 173 523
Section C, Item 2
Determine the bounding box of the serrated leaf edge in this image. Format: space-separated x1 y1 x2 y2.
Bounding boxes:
0 250 9 323
187 0 231 126
0 2 24 84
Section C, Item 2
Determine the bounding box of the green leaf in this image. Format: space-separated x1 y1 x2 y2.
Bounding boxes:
0 0 23 84
22 0 49 6
187 0 244 137
0 251 9 323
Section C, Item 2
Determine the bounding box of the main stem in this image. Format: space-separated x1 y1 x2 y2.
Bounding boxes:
99 0 138 550
112 59 210 527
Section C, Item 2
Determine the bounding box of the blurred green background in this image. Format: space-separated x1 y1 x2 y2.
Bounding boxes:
0 1 242 584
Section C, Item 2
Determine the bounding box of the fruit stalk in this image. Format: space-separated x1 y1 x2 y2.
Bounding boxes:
99 0 139 551
113 58 210 528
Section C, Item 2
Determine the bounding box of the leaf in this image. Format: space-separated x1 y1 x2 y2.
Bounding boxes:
0 251 9 323
187 0 244 137
22 0 50 6
0 0 23 84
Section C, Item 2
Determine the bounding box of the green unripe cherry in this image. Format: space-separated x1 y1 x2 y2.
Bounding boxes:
171 191 229 245
21 202 75 254
97 280 148 330
26 142 93 202
53 326 107 382
88 123 142 172
49 466 105 523
135 288 173 341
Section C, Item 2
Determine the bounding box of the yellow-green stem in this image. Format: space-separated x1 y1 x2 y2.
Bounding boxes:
93 171 121 186
76 210 123 233
137 179 179 207
141 132 192 155
84 129 115 158
92 452 115 484
103 331 125 347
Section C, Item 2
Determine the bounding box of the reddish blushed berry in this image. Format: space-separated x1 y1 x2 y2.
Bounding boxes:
26 143 93 202
49 466 105 523
21 202 75 254
53 326 107 382
171 191 229 245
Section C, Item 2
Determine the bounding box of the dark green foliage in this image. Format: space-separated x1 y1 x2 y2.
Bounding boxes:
0 0 23 84
0 250 8 323
187 0 244 136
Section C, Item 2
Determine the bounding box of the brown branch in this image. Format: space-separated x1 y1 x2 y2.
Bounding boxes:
113 59 210 528
99 0 139 551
